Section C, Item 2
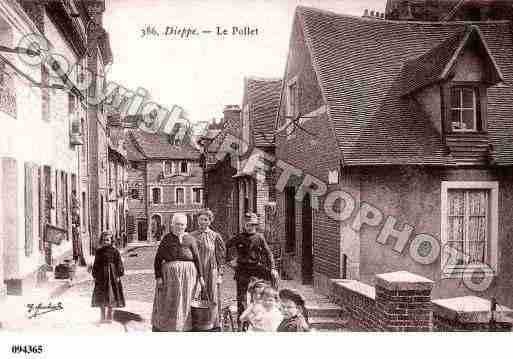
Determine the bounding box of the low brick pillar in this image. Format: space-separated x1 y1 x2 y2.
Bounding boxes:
432 296 513 331
330 279 380 331
375 271 434 332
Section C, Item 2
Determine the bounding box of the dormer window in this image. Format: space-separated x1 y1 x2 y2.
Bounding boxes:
450 87 479 132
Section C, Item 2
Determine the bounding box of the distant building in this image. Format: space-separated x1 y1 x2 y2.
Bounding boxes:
202 77 281 242
125 128 204 243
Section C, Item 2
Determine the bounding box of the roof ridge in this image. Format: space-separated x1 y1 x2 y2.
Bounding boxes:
245 75 282 82
296 5 510 26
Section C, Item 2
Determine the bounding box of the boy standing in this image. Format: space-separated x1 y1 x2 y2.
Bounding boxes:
226 212 279 329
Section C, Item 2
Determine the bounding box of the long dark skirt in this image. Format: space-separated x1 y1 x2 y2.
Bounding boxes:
91 263 126 308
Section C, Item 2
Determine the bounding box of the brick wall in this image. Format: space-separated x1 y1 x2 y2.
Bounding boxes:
331 271 434 331
275 14 343 285
331 271 513 331
205 157 237 241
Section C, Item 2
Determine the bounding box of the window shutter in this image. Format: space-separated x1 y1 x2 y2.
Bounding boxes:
24 162 34 257
441 85 452 136
477 86 487 132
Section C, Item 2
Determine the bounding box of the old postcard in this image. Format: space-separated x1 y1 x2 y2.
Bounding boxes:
0 0 512 357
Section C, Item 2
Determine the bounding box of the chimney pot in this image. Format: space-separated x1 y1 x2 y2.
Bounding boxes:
364 9 369 17
370 10 375 17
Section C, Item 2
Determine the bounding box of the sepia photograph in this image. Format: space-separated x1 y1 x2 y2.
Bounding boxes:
0 0 512 357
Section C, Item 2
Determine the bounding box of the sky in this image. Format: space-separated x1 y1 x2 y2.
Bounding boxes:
103 0 386 124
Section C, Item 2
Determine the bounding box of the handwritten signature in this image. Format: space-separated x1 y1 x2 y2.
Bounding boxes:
26 302 64 319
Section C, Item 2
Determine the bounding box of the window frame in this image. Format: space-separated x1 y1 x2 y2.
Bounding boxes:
440 181 498 279
443 83 487 135
192 187 203 205
286 76 299 138
131 188 139 200
151 186 162 204
179 160 189 176
242 104 250 145
175 187 186 205
450 86 478 132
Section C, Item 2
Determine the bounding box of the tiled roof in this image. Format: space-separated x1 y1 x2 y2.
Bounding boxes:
207 113 242 154
245 77 282 147
400 25 504 96
124 131 145 161
126 130 200 160
297 6 513 165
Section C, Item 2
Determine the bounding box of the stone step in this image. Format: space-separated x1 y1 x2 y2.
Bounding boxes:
309 316 349 331
305 305 343 318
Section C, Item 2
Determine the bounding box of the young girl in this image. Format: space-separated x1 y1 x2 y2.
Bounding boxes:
239 279 267 331
91 232 126 323
259 287 283 331
277 289 310 332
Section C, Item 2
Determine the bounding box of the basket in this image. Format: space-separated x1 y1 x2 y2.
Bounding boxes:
191 282 215 331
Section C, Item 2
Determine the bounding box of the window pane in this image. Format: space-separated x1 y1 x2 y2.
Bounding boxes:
468 190 487 216
176 188 184 203
448 216 464 242
451 88 460 108
462 88 474 109
462 110 475 130
451 110 461 130
448 190 465 215
447 241 465 264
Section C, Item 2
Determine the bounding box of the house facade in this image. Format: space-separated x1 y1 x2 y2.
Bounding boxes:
275 5 513 309
203 78 281 242
203 105 242 241
0 0 89 295
125 128 204 243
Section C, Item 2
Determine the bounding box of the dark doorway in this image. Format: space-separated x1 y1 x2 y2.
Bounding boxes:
285 187 296 254
301 193 313 285
137 220 148 242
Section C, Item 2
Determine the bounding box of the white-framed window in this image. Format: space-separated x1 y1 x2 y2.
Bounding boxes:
450 87 478 132
192 187 203 204
441 181 498 278
179 160 189 176
242 104 250 145
151 187 162 204
175 187 185 205
286 77 298 137
163 160 174 175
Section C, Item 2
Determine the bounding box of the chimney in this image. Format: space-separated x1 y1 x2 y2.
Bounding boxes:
223 105 241 125
370 10 375 17
363 9 370 18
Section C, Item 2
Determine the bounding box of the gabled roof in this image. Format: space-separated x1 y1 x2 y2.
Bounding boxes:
295 6 513 165
207 113 242 154
401 25 504 96
126 130 200 161
244 77 282 147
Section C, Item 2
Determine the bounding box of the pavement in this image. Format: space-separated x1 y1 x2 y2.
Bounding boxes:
0 244 345 332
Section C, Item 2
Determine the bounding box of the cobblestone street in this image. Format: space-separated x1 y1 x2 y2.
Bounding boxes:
57 245 239 332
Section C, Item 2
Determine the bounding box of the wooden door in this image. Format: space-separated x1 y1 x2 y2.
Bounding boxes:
301 193 313 285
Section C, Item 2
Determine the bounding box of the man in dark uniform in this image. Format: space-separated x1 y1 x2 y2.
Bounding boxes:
225 212 279 329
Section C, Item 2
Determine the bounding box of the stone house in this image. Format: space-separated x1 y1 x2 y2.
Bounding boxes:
275 5 513 309
0 0 89 295
125 128 204 243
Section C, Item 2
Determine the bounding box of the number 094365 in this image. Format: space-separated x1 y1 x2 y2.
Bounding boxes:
11 345 44 354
